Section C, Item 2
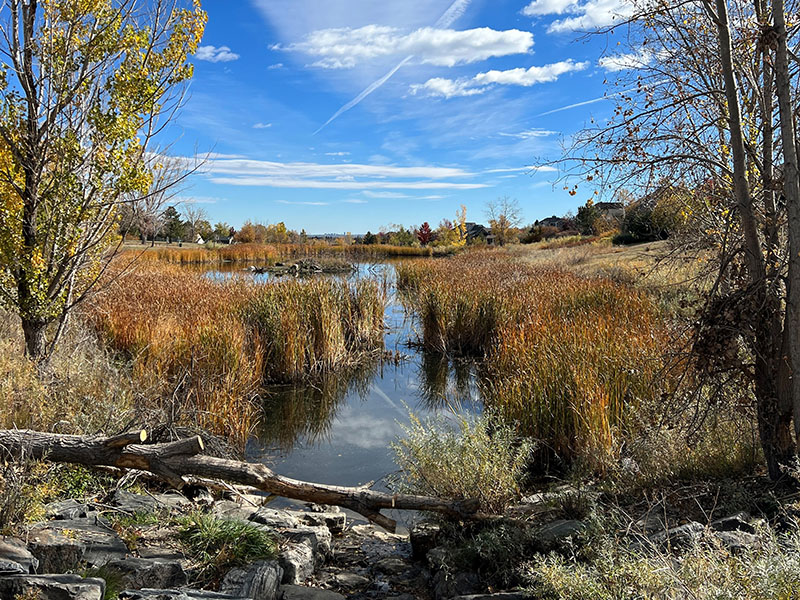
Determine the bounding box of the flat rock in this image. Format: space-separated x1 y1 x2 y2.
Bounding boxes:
535 519 585 550
29 516 128 571
213 500 259 522
0 574 105 600
278 541 315 585
45 500 92 521
648 522 705 551
0 536 39 573
450 594 531 600
120 590 248 600
711 512 756 534
332 572 370 589
221 560 284 600
251 508 300 530
294 512 346 536
374 557 409 576
0 559 26 575
105 557 187 589
714 530 760 554
281 526 331 558
109 490 160 514
278 585 344 600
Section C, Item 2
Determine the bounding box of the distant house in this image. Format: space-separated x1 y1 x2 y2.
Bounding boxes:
595 202 625 220
465 222 490 240
536 216 567 229
195 235 205 245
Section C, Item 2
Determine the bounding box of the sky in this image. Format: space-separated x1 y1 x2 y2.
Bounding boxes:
170 0 634 234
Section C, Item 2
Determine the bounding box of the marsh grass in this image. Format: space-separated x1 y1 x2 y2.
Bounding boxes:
396 252 670 471
85 262 385 445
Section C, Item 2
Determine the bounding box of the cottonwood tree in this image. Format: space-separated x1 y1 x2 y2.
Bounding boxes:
559 0 800 478
182 204 209 241
0 0 206 360
486 196 522 246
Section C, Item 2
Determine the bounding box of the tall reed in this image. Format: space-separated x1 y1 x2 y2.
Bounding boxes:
396 252 669 470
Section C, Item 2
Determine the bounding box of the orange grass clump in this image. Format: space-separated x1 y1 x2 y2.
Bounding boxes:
85 262 385 446
396 251 670 471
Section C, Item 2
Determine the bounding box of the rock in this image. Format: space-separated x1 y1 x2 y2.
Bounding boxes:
450 594 531 600
29 517 129 571
278 541 315 585
0 574 105 600
332 572 370 589
295 512 346 536
109 490 160 514
535 519 585 550
714 530 760 554
45 500 92 521
432 571 482 600
426 547 448 570
220 560 284 600
0 537 39 573
711 512 756 534
282 526 332 558
374 557 409 576
634 512 668 534
410 522 441 559
214 500 260 522
278 585 344 600
251 508 300 530
120 590 248 600
0 559 26 575
648 522 705 551
150 493 192 512
104 558 187 589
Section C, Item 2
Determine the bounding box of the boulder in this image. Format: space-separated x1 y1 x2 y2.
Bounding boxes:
220 560 284 600
0 537 39 573
373 557 409 576
109 491 160 515
250 508 299 530
213 501 259 523
281 526 331 559
29 517 129 571
648 522 705 551
535 519 585 550
714 530 760 554
450 594 531 600
409 523 441 559
45 500 93 521
278 586 344 600
104 557 188 589
278 541 315 585
0 574 105 600
432 571 482 600
0 559 26 575
295 512 346 536
120 590 248 600
332 572 370 590
710 512 756 534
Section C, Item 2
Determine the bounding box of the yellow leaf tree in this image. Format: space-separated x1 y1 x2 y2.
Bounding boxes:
0 0 206 360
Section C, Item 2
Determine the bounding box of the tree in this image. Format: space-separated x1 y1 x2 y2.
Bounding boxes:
558 0 800 478
162 206 185 242
362 231 378 245
182 205 210 241
416 222 434 246
212 222 231 242
0 0 206 360
485 196 523 246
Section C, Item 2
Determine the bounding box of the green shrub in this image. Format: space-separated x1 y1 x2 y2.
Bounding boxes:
177 512 278 585
391 412 534 514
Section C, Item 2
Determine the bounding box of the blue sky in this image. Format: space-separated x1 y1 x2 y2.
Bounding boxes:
170 0 633 234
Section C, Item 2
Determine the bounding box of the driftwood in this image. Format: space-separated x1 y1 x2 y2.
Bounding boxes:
0 429 478 532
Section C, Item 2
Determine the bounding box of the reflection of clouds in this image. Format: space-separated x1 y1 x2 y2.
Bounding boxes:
330 407 404 449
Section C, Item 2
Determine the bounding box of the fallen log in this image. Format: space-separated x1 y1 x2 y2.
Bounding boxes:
0 429 478 532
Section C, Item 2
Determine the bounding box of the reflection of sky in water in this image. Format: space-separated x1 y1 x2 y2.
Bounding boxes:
231 261 483 492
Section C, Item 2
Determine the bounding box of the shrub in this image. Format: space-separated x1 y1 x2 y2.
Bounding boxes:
391 412 534 514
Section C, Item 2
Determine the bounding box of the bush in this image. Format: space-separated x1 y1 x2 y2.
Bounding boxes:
391 412 534 514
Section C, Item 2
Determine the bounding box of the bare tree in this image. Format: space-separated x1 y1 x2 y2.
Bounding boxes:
485 196 523 246
182 204 210 242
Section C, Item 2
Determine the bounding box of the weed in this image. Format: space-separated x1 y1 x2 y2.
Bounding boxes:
81 566 125 600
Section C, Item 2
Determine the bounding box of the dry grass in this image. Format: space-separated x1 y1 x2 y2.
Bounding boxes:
396 251 671 471
84 262 385 445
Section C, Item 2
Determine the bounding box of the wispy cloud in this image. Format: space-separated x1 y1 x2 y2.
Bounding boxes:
535 79 666 116
314 0 473 133
344 198 368 203
210 177 486 190
363 191 410 198
498 128 557 139
598 49 652 72
521 0 574 16
253 122 273 129
548 0 633 33
267 63 284 70
325 151 351 156
280 25 533 69
195 45 240 63
410 59 588 98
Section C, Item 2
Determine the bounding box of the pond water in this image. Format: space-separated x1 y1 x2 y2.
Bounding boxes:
204 262 483 511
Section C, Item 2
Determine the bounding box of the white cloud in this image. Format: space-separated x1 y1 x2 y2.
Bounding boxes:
253 122 272 129
325 151 351 156
267 63 285 69
521 0 574 16
195 45 240 63
344 198 368 203
548 0 633 32
598 49 652 71
198 156 488 190
498 128 557 139
363 191 410 198
410 59 588 98
279 25 533 69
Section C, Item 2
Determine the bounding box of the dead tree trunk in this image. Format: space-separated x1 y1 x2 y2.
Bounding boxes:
0 429 478 532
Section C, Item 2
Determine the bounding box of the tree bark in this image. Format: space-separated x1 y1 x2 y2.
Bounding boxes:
21 317 48 360
0 429 479 533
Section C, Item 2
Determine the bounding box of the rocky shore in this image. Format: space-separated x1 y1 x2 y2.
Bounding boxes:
0 486 773 600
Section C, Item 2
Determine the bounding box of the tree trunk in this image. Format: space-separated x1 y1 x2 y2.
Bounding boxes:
0 429 480 533
21 317 48 361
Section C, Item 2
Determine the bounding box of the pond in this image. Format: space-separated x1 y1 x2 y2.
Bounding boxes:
204 262 483 518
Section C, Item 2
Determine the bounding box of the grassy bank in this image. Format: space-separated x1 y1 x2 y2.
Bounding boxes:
84 262 385 445
396 251 671 471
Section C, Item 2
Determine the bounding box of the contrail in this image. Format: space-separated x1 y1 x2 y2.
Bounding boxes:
314 0 472 134
536 79 669 118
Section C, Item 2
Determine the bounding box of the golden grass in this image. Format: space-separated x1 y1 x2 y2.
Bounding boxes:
85 262 385 445
396 251 670 470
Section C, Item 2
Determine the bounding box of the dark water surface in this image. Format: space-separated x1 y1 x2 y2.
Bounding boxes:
204 262 483 498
